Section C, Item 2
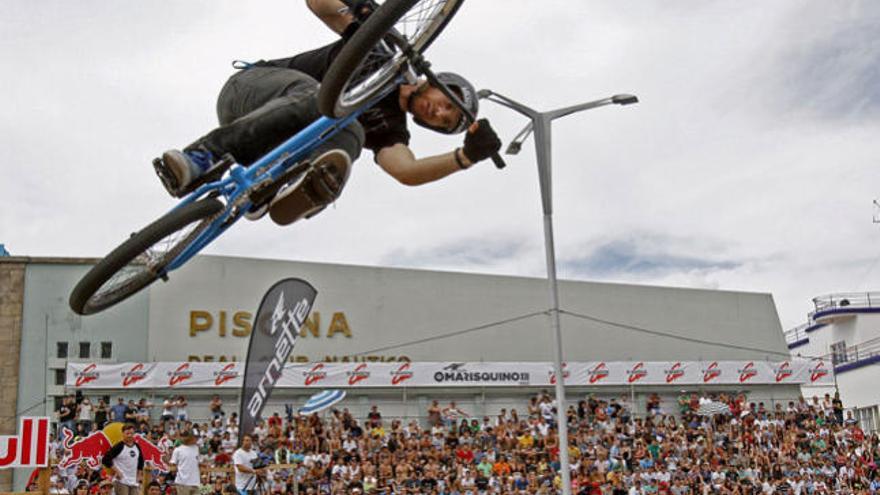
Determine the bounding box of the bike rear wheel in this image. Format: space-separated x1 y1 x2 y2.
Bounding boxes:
318 0 464 118
69 198 224 315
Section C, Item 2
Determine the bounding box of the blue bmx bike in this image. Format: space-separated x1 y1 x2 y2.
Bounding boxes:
69 0 503 315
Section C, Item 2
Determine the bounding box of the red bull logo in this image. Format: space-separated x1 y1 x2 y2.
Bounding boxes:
702 362 721 383
59 429 112 470
0 417 49 468
213 363 238 386
168 363 193 387
74 364 100 387
810 360 830 382
738 362 758 383
390 362 413 385
347 363 370 386
775 361 793 382
588 363 609 384
121 363 148 387
549 363 569 385
133 434 169 472
627 362 647 383
304 363 327 386
665 362 685 383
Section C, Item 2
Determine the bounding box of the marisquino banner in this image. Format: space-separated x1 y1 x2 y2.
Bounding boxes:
68 358 833 388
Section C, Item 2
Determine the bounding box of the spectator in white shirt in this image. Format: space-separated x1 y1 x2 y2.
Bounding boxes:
233 434 262 495
170 431 202 495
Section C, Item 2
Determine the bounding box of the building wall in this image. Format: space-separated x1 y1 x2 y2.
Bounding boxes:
0 260 26 492
146 255 790 363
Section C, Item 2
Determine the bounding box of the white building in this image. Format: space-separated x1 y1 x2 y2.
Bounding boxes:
785 291 880 432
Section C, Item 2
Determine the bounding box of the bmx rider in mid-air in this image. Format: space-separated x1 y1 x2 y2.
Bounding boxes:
154 0 502 225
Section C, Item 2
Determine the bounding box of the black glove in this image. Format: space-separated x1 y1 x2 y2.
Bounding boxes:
349 0 377 22
462 119 502 164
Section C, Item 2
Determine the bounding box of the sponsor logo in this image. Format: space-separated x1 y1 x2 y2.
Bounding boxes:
304 363 327 386
246 290 311 419
74 364 99 387
168 363 193 387
121 363 148 387
702 362 721 383
627 362 648 384
213 363 238 386
810 360 830 383
738 362 758 383
774 361 793 383
347 363 370 386
390 362 414 386
549 363 569 385
665 362 685 383
59 429 111 470
588 362 609 384
133 434 169 472
0 417 49 468
433 364 530 384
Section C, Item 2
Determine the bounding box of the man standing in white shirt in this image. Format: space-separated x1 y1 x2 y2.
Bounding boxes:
170 431 202 495
233 434 262 495
101 424 144 495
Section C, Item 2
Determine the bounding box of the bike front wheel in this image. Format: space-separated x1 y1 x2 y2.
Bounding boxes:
318 0 464 118
69 198 224 315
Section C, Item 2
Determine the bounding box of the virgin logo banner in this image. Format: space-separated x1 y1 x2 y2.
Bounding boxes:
68 358 834 388
239 278 317 439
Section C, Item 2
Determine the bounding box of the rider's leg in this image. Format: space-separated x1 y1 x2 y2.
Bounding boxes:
158 67 363 193
204 67 363 164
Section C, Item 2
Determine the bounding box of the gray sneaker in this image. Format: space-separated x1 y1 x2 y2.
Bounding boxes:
159 149 214 192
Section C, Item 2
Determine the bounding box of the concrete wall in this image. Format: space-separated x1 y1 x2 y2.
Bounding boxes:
0 261 26 492
146 255 790 363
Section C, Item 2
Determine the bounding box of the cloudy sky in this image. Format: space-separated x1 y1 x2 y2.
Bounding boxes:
2 0 879 331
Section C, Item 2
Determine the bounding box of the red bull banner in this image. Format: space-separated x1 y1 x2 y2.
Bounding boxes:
59 423 169 472
0 417 49 468
68 359 833 388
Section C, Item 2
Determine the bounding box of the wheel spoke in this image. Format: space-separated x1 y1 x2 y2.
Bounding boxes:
87 210 215 308
339 0 454 108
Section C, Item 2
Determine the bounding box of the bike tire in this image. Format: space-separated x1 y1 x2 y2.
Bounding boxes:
318 0 465 118
69 198 224 315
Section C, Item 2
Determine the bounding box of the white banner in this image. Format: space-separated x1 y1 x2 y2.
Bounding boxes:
67 359 834 389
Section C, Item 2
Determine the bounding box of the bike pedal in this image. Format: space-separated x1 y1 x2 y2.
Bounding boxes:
152 157 180 196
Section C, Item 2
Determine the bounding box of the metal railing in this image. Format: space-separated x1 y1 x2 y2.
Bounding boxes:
830 336 880 367
784 321 812 345
812 292 880 314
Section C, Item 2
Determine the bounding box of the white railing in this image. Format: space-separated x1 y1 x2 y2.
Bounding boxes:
784 322 812 345
812 292 880 314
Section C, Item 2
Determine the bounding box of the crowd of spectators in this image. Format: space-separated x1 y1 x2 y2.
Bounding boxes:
45 390 880 495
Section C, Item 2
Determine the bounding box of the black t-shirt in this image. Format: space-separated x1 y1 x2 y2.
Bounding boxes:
265 22 410 156
59 404 75 422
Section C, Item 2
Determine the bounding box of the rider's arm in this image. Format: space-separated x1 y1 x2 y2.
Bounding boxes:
306 0 354 34
376 144 472 186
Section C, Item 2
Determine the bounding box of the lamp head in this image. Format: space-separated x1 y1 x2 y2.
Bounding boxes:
612 94 638 105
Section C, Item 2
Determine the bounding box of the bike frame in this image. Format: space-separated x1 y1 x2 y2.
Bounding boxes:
162 77 401 273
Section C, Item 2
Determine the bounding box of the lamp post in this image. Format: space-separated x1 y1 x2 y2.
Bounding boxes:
478 90 638 495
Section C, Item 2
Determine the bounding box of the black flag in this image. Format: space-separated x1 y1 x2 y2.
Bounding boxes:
239 278 317 439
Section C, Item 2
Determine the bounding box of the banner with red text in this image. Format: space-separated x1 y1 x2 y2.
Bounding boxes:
67 359 833 389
